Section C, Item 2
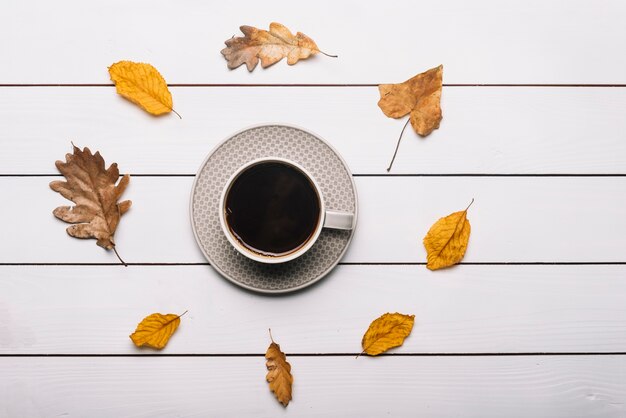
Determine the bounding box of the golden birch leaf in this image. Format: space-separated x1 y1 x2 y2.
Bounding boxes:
49 145 131 264
108 61 179 117
265 331 293 406
423 199 474 270
360 313 415 356
221 22 336 71
130 312 186 350
377 65 443 171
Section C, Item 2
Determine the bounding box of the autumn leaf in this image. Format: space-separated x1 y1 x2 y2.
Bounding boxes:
423 199 474 270
360 313 415 356
221 22 336 71
130 311 187 349
265 330 293 406
108 61 180 118
50 145 131 264
378 65 443 171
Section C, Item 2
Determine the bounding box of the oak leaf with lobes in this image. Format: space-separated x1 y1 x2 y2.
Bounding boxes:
423 199 474 270
49 145 131 264
221 22 336 71
378 65 443 171
265 330 293 406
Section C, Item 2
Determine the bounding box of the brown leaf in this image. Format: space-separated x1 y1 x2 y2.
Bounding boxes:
265 331 293 406
378 65 443 171
221 22 335 71
49 145 131 263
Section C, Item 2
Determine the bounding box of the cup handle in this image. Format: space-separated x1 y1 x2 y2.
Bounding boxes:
323 210 355 230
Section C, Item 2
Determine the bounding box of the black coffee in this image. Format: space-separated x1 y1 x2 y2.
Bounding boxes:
225 161 321 257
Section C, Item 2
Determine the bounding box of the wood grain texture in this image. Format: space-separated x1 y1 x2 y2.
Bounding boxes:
1 356 624 417
2 176 624 264
0 265 625 354
1 0 626 84
1 87 626 174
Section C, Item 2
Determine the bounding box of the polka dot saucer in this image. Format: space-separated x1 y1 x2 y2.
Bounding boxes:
190 124 358 294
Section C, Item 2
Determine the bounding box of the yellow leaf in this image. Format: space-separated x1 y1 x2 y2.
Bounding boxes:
108 61 179 117
360 313 415 356
130 312 186 349
423 199 474 270
221 22 336 71
265 331 293 406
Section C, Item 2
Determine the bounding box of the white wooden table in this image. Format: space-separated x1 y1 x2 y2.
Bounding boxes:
2 1 626 416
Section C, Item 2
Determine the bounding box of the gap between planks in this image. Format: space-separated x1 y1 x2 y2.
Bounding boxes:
2 352 626 358
2 174 626 177
2 84 626 88
2 262 626 266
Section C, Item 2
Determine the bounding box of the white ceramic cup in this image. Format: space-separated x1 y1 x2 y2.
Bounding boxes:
219 157 355 263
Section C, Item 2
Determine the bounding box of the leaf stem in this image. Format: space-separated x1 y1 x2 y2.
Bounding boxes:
112 246 127 267
269 328 274 343
318 49 338 58
386 118 410 172
178 310 189 319
171 108 182 119
465 198 475 212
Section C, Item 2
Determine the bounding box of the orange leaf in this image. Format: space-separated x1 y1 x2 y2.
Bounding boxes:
109 61 179 117
423 199 473 270
130 312 186 349
360 313 415 356
265 331 293 406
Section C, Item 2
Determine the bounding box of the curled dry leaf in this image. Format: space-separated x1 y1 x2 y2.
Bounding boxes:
360 313 415 356
108 61 180 118
265 330 293 406
423 199 474 270
130 311 186 350
378 65 443 171
221 22 336 71
49 145 131 264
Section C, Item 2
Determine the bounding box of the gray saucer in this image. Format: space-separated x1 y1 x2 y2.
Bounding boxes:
190 124 358 294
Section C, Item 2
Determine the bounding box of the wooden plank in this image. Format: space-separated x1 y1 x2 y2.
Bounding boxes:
2 0 626 84
1 356 624 417
2 176 625 263
1 265 625 354
1 87 626 174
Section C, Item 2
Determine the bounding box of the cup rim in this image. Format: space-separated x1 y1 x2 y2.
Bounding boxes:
218 157 326 264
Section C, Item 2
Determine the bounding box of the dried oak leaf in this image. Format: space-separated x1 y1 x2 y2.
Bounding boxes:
265 331 293 406
361 313 415 356
49 145 131 263
130 312 186 349
108 61 180 118
221 22 335 71
423 199 473 270
378 65 443 171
